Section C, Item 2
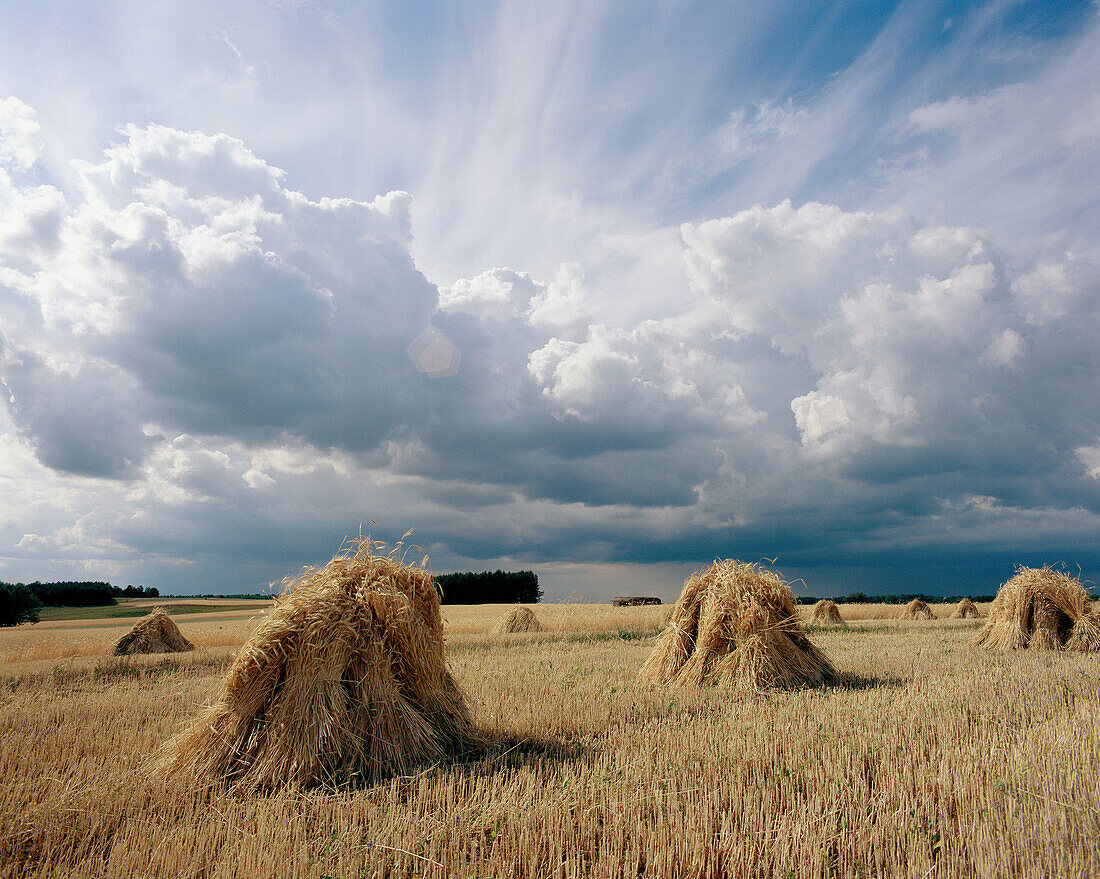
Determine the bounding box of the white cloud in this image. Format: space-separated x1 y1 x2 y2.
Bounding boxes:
0 97 41 171
439 268 538 322
678 199 1078 459
0 120 436 476
718 100 808 163
981 328 1023 368
1079 444 1100 481
791 391 851 450
908 84 1029 137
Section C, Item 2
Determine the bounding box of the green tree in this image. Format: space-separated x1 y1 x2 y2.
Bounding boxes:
0 582 43 627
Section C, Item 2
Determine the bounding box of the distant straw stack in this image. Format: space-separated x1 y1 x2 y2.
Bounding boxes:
902 599 935 620
638 559 835 692
810 599 845 626
492 605 541 634
113 607 194 655
160 537 481 791
974 566 1100 652
951 597 981 619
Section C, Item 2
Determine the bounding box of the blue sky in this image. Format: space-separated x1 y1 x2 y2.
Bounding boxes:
0 1 1098 599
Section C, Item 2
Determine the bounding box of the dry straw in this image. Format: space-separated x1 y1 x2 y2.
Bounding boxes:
492 605 542 634
159 536 481 791
902 599 935 620
113 607 194 655
951 597 981 619
974 566 1100 652
810 599 845 626
638 559 836 691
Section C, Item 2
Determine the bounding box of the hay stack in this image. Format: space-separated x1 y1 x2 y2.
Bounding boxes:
902 599 935 620
810 599 845 625
160 538 481 791
492 605 541 634
638 560 835 691
951 597 981 619
974 566 1100 652
113 607 194 655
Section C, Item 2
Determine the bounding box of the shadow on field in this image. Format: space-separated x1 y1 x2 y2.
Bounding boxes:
461 732 590 773
384 733 592 793
827 672 910 692
300 733 593 797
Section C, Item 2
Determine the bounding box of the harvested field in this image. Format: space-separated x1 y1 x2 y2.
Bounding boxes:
2 612 1099 878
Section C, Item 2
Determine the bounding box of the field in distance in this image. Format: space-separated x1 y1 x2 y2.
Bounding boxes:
2 601 1096 878
37 597 270 623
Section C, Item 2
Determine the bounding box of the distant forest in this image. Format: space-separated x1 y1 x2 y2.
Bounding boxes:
26 581 117 606
434 570 541 604
804 592 998 604
0 581 164 607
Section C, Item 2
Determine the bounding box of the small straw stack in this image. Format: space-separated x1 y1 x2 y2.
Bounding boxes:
810 599 845 626
492 605 542 634
951 597 981 619
902 599 935 620
638 559 835 692
113 607 194 655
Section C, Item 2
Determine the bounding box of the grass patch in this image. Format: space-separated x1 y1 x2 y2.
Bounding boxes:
568 628 662 643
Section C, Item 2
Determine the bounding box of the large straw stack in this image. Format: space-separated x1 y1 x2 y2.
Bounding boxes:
951 597 981 619
160 538 481 791
810 599 845 625
974 566 1100 651
638 560 835 692
492 605 542 634
113 607 194 655
902 599 935 620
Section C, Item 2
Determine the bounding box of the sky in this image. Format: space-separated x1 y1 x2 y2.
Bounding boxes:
0 0 1098 600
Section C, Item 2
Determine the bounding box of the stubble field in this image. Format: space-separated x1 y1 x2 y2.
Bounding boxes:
2 601 1098 878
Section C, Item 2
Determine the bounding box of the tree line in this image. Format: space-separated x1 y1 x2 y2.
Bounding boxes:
434 570 541 604
803 591 998 604
0 580 139 627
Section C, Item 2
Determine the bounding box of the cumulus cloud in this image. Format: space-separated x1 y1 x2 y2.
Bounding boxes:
678 200 1099 478
0 97 40 172
0 121 437 477
2 103 1099 595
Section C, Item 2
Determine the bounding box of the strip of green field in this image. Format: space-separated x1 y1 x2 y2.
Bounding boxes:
37 602 266 621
